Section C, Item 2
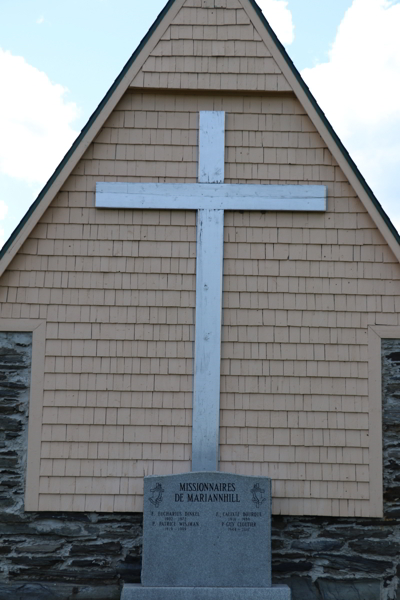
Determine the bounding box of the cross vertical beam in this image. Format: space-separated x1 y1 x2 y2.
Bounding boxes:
192 112 225 471
192 208 224 472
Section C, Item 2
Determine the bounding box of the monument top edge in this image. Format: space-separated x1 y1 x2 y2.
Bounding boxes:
144 472 271 481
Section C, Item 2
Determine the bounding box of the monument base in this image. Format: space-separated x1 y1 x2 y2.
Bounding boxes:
121 585 291 600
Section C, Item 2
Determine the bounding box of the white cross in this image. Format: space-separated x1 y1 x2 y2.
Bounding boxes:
96 111 326 472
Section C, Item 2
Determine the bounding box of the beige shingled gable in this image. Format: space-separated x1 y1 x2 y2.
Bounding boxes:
0 0 398 274
130 0 292 93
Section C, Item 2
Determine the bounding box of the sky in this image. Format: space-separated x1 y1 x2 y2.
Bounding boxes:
0 0 399 249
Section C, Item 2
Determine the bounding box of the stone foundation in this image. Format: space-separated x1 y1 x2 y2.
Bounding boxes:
0 333 400 600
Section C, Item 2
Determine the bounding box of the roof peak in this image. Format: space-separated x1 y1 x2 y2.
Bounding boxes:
0 0 398 273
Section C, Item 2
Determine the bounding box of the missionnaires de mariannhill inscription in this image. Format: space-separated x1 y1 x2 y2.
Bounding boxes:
141 472 272 588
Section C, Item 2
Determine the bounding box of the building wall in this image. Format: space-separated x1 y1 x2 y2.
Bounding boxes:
1 91 400 515
0 332 399 600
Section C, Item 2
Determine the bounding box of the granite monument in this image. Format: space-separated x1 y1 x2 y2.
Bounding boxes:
121 472 290 599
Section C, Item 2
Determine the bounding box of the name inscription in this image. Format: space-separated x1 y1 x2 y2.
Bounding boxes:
151 509 262 533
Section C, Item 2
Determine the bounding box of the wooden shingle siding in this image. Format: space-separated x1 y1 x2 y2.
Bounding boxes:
130 2 291 92
1 90 399 515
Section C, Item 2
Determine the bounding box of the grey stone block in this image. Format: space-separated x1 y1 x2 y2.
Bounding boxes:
0 582 120 600
318 579 381 600
286 577 322 600
142 472 272 588
121 585 291 600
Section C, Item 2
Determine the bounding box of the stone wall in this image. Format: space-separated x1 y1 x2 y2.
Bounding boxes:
0 333 141 600
271 339 400 600
0 332 400 600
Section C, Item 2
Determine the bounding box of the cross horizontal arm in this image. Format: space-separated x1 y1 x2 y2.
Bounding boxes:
96 182 327 212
